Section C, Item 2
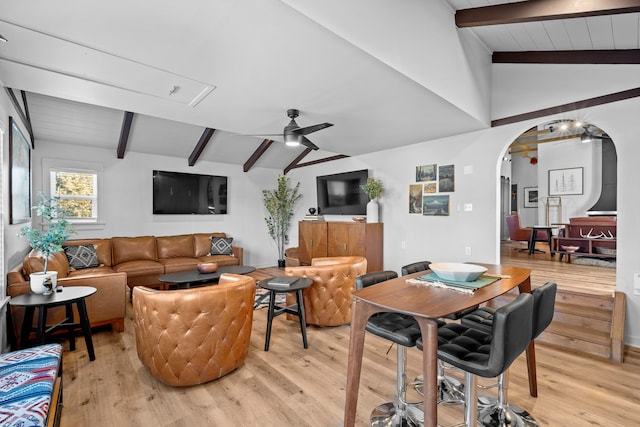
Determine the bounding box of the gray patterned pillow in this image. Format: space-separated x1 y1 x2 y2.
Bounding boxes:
210 237 234 256
63 244 99 269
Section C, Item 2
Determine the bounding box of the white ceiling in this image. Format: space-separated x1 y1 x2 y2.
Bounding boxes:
0 1 638 170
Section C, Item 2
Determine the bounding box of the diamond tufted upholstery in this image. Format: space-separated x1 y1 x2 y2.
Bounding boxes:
132 273 256 386
284 256 367 326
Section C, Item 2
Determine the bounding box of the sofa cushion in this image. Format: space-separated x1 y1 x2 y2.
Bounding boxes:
23 250 70 279
157 234 195 259
63 244 99 269
193 233 228 257
112 236 158 264
198 254 240 267
67 266 117 277
159 258 199 274
62 238 113 266
113 260 164 278
210 237 234 255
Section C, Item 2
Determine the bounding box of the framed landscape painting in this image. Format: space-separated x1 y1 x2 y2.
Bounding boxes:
422 194 449 216
9 117 31 224
524 187 538 208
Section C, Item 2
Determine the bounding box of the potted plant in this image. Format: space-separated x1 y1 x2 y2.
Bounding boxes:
360 177 383 223
19 194 75 294
262 175 302 267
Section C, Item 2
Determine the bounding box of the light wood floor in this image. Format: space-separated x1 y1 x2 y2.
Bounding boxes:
59 249 635 427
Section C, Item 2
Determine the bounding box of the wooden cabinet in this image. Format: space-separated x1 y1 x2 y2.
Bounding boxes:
553 220 616 262
298 221 383 272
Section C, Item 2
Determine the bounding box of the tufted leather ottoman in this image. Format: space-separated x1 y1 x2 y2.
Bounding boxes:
132 273 255 386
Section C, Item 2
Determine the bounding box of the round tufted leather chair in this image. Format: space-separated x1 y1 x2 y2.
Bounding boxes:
284 256 367 326
132 273 256 386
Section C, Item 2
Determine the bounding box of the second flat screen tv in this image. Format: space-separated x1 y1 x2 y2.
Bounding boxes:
316 169 368 215
153 170 227 214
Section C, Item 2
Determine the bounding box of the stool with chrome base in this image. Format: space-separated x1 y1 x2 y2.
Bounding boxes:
401 261 475 405
411 293 534 427
356 271 428 426
461 282 557 427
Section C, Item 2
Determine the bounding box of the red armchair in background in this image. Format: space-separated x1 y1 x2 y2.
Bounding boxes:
506 214 548 253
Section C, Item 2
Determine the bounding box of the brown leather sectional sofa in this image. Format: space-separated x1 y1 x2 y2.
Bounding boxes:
7 232 243 342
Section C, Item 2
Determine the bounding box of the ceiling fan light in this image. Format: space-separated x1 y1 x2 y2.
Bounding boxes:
284 133 301 147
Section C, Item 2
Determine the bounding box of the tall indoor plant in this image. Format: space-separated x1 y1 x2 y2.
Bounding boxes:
262 175 302 267
360 177 383 223
19 194 75 293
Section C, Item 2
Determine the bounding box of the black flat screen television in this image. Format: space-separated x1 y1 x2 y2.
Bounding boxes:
316 169 368 215
153 170 227 214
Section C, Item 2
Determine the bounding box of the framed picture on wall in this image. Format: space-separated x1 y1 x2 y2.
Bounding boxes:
422 195 449 216
9 117 31 224
549 167 583 196
523 187 538 208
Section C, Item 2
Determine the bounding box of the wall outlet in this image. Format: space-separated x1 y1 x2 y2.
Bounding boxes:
464 203 473 212
401 241 406 249
634 273 640 295
465 246 472 256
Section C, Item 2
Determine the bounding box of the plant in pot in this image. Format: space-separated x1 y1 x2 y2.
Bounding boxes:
262 175 302 267
19 194 75 294
360 177 383 223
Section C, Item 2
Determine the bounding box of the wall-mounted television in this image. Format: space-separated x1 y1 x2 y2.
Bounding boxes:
153 170 227 214
316 169 368 215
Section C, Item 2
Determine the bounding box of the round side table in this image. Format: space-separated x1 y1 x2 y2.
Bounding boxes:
257 277 313 351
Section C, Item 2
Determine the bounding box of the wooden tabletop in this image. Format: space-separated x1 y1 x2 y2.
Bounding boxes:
353 264 531 319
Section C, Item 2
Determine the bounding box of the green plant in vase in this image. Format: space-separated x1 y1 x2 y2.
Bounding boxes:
262 175 302 267
19 194 75 293
360 177 383 223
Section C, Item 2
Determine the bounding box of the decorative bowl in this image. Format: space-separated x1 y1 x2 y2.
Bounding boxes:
561 245 580 253
197 262 218 273
429 262 487 282
352 216 366 223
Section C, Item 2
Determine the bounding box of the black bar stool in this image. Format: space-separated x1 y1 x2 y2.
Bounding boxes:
461 282 557 427
412 293 534 427
356 271 429 426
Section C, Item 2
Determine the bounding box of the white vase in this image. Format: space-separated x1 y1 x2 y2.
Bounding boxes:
29 271 58 294
366 200 379 223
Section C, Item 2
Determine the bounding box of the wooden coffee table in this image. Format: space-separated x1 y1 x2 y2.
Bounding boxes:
159 265 256 289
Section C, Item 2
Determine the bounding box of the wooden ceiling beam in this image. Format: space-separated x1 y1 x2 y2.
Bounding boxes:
511 133 581 148
287 154 350 173
456 0 640 27
117 111 134 159
4 87 34 147
243 139 274 172
492 86 640 127
284 148 313 175
494 50 640 64
188 128 216 166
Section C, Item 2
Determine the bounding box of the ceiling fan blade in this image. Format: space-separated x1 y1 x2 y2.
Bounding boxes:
300 136 319 150
291 122 333 136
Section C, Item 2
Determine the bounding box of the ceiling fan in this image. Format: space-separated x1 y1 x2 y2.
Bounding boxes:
249 109 333 150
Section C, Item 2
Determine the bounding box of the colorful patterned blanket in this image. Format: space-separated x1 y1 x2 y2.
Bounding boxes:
0 344 62 427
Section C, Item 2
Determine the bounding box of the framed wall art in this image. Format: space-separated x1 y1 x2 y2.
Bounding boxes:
523 187 538 208
409 184 422 214
422 194 449 216
9 117 31 224
416 164 436 182
549 167 583 196
438 164 455 192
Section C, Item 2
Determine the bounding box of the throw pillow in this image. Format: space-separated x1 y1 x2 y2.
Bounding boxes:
63 245 99 269
210 237 234 256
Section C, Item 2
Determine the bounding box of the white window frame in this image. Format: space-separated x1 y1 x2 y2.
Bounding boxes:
50 168 98 222
42 158 105 229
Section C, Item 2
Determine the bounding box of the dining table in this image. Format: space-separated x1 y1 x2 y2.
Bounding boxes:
343 264 535 427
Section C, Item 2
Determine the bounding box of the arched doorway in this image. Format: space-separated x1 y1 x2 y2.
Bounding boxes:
500 119 617 269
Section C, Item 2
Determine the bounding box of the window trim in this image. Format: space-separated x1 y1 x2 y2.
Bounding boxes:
42 158 105 228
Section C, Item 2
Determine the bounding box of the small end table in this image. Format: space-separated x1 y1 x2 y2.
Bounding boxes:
257 277 313 351
9 286 97 361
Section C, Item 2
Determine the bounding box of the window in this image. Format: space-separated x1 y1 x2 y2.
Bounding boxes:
50 168 98 222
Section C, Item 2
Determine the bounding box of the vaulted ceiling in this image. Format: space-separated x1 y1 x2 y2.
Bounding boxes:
1 1 639 172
